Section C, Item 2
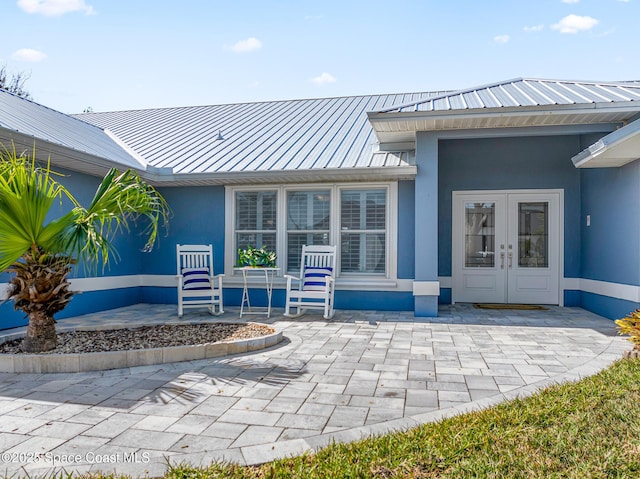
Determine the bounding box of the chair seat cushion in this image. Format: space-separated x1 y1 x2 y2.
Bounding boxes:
303 266 333 291
182 268 211 290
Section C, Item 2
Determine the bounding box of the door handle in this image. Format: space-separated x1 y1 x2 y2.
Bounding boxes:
500 252 505 269
508 252 513 269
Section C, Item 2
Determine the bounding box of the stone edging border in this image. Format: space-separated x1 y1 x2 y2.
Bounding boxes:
0 323 282 374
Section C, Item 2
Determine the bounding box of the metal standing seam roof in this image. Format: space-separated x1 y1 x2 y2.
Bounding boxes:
376 78 640 113
0 89 145 170
75 92 444 176
4 78 640 183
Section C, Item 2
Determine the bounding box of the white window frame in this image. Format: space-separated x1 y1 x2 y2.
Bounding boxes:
225 182 398 284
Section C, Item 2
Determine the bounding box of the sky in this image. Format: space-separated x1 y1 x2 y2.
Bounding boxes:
1 0 638 114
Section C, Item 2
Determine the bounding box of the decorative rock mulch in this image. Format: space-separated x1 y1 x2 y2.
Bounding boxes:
0 323 282 373
0 323 273 354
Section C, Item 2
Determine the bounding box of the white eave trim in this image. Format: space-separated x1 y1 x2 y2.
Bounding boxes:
143 165 418 186
368 101 640 123
572 117 640 168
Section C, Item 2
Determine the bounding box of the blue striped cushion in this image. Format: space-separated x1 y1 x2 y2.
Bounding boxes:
182 268 211 290
303 266 333 291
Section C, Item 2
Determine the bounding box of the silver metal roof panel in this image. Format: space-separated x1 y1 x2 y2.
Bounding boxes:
0 90 144 169
77 92 444 177
379 79 640 113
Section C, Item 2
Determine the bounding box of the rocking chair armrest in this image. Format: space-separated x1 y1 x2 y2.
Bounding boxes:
283 274 300 289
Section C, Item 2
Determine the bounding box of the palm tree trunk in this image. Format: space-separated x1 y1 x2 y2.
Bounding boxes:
22 311 57 352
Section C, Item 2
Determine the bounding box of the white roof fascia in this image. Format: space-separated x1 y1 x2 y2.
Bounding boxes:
369 102 640 124
572 117 640 168
0 128 146 177
367 103 640 143
143 165 418 186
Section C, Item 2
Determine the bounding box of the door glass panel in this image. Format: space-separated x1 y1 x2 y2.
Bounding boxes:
518 202 548 268
464 202 495 268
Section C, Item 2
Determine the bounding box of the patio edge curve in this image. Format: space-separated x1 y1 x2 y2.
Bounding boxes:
0 323 283 374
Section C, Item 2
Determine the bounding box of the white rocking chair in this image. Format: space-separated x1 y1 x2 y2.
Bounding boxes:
284 245 336 319
176 244 224 317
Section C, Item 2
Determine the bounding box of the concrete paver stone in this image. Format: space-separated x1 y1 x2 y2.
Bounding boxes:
0 303 629 475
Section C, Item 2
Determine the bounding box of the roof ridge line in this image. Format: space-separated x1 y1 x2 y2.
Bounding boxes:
74 91 444 116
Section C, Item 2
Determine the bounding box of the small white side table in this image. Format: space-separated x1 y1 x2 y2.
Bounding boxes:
235 267 280 318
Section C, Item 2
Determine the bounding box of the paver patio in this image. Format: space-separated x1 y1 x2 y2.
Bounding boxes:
0 304 629 477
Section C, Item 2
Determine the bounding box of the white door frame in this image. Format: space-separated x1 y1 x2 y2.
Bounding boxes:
452 189 564 306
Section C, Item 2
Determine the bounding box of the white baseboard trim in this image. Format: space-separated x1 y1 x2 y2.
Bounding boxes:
578 278 640 303
438 276 639 303
1 275 636 303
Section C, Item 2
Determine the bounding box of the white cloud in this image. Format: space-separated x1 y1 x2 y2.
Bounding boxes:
493 34 510 44
561 0 579 3
17 0 95 16
12 48 47 62
311 72 337 85
551 14 599 33
524 24 544 32
229 37 262 53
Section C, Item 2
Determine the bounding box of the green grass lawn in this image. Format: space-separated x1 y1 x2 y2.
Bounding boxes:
161 358 640 479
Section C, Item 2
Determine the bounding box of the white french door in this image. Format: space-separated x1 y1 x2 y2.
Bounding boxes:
452 190 561 304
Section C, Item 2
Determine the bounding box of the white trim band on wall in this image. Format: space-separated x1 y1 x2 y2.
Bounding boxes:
413 281 441 296
578 278 640 303
0 275 417 301
2 276 636 303
438 276 640 303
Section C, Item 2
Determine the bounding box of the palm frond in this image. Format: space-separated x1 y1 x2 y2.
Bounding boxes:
0 145 77 271
61 168 170 270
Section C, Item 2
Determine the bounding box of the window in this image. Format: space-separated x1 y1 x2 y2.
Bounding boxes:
235 191 277 260
227 183 396 279
286 190 330 271
340 189 386 274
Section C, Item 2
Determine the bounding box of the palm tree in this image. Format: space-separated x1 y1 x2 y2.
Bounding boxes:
0 145 170 352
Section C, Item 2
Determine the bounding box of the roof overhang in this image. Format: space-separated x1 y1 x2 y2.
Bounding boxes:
143 165 418 187
0 128 145 178
368 103 640 144
0 127 417 186
572 116 640 168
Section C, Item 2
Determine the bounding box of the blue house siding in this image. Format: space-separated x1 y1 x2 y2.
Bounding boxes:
437 135 583 304
138 182 416 311
140 186 226 277
397 180 415 280
579 159 640 318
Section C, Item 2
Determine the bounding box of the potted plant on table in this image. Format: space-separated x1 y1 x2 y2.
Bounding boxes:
237 245 277 268
615 309 640 358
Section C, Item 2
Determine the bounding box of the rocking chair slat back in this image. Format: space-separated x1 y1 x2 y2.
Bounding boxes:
176 244 224 317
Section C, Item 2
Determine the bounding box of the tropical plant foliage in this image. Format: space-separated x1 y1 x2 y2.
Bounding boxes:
0 145 170 352
237 245 277 267
616 309 640 350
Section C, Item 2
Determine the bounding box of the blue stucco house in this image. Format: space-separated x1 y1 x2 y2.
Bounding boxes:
0 78 639 328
